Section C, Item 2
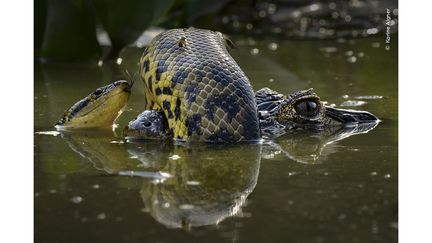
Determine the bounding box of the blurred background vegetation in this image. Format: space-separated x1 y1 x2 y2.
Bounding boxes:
34 0 398 61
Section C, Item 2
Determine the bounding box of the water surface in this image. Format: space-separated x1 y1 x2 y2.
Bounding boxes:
35 35 397 243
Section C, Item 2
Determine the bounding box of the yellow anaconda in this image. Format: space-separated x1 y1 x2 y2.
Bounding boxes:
139 28 260 143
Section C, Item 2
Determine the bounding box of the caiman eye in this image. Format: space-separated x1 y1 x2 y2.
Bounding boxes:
142 121 152 128
294 100 319 118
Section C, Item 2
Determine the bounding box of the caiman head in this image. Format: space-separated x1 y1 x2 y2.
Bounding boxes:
256 88 379 136
124 87 379 140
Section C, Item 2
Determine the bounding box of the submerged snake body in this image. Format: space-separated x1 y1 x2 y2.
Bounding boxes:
139 28 260 142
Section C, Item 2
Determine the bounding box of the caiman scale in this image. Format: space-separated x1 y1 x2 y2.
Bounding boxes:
56 28 378 142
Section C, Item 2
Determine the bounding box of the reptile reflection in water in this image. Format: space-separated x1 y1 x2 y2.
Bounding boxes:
128 142 262 228
59 130 137 173
59 132 261 228
58 121 376 228
262 122 378 164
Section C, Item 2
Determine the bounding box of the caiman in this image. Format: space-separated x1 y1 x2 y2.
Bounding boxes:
55 28 378 142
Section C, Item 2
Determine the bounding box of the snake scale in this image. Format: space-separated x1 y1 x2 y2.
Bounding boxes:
55 28 378 142
139 28 261 143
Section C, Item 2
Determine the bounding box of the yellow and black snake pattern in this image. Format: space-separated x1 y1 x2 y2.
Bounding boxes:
139 28 260 142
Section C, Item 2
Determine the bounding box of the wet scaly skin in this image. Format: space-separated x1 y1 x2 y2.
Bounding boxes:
54 28 378 142
56 80 132 129
139 28 260 142
125 87 379 140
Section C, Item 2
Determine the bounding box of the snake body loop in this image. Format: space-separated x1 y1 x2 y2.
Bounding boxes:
139 28 260 142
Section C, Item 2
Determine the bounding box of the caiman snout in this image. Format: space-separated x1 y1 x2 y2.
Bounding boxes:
324 106 379 124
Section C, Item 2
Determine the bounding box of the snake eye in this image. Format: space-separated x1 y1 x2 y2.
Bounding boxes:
94 88 103 96
294 100 319 118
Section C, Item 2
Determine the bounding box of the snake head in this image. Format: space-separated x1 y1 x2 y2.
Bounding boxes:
55 80 132 129
124 110 172 140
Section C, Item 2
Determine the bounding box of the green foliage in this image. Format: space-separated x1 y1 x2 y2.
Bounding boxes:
37 0 175 61
34 0 47 53
35 0 231 60
186 0 232 24
40 0 102 60
93 0 175 58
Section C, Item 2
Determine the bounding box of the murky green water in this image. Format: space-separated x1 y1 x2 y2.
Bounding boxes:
34 35 397 243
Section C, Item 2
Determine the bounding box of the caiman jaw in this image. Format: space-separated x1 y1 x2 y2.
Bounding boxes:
275 89 379 129
323 106 379 124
